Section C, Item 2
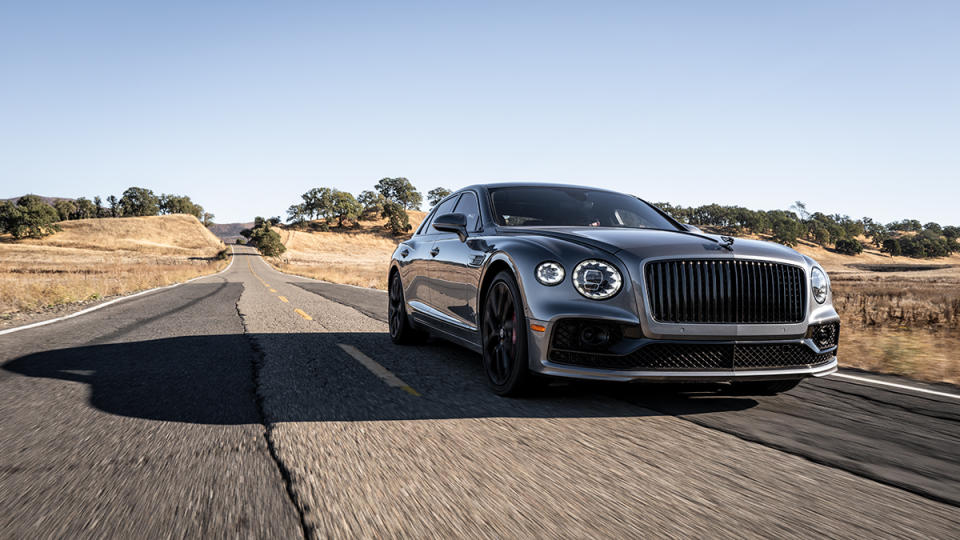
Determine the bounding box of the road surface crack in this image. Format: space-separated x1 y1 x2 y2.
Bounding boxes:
235 289 312 540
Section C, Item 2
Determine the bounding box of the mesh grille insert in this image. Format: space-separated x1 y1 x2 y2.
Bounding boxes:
549 342 833 371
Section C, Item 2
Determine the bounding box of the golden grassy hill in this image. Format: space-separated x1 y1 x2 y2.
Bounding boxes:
0 214 228 319
18 214 225 254
269 211 426 289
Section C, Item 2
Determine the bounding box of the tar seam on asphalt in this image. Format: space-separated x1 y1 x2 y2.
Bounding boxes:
234 285 312 540
639 395 960 508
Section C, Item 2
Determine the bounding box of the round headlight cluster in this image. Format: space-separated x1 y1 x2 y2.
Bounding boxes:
572 260 622 300
535 261 565 285
811 267 829 304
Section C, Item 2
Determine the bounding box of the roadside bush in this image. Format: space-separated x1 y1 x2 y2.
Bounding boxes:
835 238 864 255
250 225 286 257
235 238 246 245
216 248 230 260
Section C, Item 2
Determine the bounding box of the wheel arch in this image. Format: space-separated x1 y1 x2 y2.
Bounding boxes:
478 253 528 320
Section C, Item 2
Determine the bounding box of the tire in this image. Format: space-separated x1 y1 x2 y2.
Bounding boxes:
480 271 533 396
388 272 427 345
725 379 803 396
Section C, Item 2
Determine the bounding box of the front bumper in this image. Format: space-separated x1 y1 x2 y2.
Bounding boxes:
535 355 838 383
526 317 839 383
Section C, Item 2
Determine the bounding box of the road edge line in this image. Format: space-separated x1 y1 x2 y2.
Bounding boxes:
830 372 960 400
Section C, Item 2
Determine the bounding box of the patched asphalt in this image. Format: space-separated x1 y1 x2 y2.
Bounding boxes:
1 245 958 538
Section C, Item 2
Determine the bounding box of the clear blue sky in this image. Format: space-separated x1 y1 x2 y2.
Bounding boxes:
2 1 957 225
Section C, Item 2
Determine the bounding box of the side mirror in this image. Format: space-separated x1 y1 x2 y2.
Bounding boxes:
683 223 703 234
432 213 468 241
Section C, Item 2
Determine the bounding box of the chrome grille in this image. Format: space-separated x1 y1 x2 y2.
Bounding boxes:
645 259 806 324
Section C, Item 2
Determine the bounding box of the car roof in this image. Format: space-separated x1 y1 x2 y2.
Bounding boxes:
460 182 622 193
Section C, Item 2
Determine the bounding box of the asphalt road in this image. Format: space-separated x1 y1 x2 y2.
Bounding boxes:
2 245 958 538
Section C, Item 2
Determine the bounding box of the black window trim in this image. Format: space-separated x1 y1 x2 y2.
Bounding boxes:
452 189 484 233
419 193 462 236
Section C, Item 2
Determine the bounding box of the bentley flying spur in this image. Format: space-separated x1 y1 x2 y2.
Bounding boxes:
388 184 840 395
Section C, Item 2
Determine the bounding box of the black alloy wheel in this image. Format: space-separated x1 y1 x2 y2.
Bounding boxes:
388 272 425 344
481 272 532 395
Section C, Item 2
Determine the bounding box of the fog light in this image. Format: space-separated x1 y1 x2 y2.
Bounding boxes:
580 325 611 347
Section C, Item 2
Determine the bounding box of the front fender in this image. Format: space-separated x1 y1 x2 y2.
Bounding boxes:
479 237 642 326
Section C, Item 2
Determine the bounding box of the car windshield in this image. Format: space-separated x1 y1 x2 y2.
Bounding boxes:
489 186 681 230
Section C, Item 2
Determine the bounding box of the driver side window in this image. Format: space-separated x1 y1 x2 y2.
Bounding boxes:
453 192 482 232
422 195 460 236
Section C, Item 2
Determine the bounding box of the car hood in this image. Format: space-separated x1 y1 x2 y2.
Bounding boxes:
499 226 807 265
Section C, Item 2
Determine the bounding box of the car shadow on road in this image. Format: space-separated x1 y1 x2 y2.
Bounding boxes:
2 333 758 425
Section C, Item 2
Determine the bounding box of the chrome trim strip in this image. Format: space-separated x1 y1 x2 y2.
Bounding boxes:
535 356 838 382
409 300 478 332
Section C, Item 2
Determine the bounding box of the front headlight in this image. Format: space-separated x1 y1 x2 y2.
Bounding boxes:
811 267 828 304
572 260 622 300
535 261 565 285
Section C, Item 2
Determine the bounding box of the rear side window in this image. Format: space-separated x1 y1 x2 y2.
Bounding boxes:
422 195 460 235
453 192 482 232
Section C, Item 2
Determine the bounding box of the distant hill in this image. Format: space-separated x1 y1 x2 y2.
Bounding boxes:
16 214 225 254
2 194 74 205
207 222 255 243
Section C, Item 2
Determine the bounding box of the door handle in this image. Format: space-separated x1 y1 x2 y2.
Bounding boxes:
400 249 410 257
430 247 440 257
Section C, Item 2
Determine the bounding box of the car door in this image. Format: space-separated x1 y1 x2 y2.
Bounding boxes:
415 194 461 319
429 191 486 331
396 207 439 310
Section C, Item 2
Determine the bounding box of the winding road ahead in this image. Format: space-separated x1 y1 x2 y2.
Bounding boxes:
2 246 958 538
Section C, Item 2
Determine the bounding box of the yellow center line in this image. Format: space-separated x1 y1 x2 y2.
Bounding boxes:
269 288 277 293
247 260 273 288
294 308 313 320
337 344 420 396
278 296 289 303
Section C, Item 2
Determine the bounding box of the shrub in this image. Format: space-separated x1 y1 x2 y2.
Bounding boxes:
54 199 77 221
770 216 801 246
882 238 902 256
835 238 864 255
1 196 62 239
250 225 286 257
381 200 411 235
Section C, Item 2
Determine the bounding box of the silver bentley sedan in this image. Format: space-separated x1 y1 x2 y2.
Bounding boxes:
388 183 840 396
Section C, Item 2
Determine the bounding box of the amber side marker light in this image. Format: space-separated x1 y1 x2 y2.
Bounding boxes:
530 324 546 332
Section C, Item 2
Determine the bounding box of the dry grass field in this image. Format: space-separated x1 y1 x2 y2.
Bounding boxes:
267 218 960 384
795 239 960 384
0 215 228 321
268 211 426 290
